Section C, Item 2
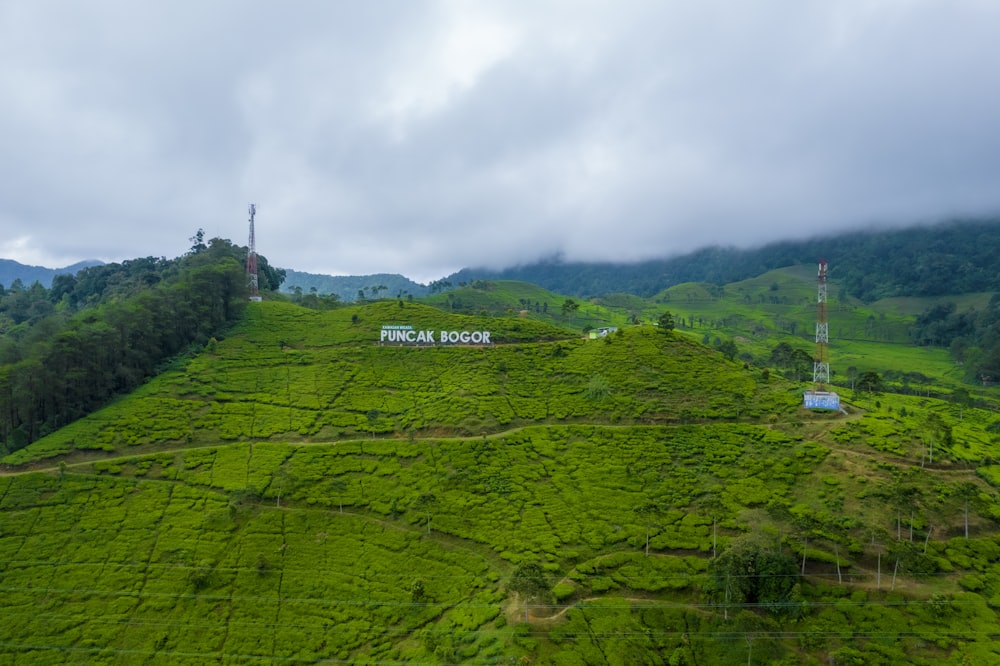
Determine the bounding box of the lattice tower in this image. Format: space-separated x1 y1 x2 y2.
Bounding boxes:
813 259 830 389
246 203 261 302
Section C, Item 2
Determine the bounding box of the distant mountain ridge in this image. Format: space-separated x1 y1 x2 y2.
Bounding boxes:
7 217 1000 303
447 218 1000 302
281 269 428 302
0 258 104 289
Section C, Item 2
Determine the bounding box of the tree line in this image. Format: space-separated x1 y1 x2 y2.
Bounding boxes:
910 295 1000 384
0 236 281 452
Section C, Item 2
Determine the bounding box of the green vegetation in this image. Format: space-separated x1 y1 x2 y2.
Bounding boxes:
2 292 1000 663
0 238 283 452
4 301 792 466
4 222 1000 663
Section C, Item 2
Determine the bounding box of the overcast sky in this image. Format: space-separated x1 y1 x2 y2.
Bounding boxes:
2 1 999 283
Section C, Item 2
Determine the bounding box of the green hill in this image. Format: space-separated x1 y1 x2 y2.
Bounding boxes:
448 218 1000 302
3 299 1000 663
281 269 429 301
428 273 979 399
3 301 790 465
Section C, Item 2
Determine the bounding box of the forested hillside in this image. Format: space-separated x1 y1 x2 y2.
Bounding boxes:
449 218 1000 302
0 237 282 452
909 295 1000 385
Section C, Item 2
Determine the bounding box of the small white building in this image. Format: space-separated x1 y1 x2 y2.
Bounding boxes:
588 327 618 339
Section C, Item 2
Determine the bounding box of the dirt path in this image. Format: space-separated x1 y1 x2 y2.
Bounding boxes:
1 408 862 478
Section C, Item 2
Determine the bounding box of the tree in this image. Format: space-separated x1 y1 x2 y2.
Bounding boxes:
560 298 580 321
327 478 348 513
634 502 664 557
508 561 548 623
188 229 207 254
956 481 979 539
769 342 793 368
410 578 427 603
428 279 452 294
952 387 972 421
366 408 380 438
49 273 77 304
710 536 799 616
857 371 883 394
697 492 725 558
256 254 286 291
718 339 738 362
274 467 291 508
920 412 953 466
657 311 675 332
412 492 438 534
789 348 814 381
846 366 859 390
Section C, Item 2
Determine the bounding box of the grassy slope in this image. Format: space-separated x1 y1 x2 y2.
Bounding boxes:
655 266 991 393
425 274 985 395
2 300 1000 663
5 301 792 466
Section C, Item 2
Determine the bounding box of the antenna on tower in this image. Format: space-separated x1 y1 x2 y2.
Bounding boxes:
804 259 840 410
246 203 262 302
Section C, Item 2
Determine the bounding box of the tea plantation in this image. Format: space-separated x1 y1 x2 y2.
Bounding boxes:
3 300 1000 664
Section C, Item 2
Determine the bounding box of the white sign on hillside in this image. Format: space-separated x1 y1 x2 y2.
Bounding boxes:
380 324 491 345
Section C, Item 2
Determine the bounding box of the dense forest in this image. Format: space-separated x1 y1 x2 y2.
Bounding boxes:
449 218 1000 301
910 295 1000 384
0 236 283 452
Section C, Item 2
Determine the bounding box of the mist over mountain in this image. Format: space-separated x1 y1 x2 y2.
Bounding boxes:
447 218 1000 302
5 217 999 304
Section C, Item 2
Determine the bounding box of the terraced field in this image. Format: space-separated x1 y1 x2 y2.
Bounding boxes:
3 300 1000 664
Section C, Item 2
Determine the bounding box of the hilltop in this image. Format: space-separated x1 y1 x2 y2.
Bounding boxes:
3 300 794 466
3 298 1000 663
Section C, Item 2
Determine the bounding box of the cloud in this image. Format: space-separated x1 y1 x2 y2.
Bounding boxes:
1 1 999 283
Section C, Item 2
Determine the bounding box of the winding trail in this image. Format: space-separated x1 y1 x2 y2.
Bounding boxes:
1 407 866 478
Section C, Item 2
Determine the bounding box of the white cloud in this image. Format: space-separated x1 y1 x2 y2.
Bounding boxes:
1 1 999 280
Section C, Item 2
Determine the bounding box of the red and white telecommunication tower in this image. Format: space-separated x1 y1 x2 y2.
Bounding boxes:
246 203 262 302
813 259 830 389
804 259 840 410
